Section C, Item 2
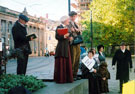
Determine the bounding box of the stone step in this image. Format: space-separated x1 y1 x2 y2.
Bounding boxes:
33 79 88 94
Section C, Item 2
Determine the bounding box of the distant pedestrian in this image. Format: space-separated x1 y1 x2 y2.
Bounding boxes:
97 45 106 63
98 61 110 93
91 48 100 66
54 16 73 83
80 46 86 55
112 42 133 93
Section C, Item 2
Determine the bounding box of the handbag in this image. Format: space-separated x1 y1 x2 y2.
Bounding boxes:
70 22 83 45
72 35 83 45
21 45 32 55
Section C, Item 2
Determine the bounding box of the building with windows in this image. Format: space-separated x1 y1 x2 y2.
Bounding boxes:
71 0 92 11
0 6 46 56
71 0 92 23
44 30 58 53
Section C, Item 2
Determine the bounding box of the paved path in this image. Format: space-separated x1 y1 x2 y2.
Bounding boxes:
106 58 135 94
6 56 54 79
6 57 135 94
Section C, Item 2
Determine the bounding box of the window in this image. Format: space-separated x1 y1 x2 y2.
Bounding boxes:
1 20 6 32
49 35 51 40
8 21 12 33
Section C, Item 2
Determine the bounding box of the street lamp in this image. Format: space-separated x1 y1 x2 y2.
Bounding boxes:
68 0 71 13
90 10 93 49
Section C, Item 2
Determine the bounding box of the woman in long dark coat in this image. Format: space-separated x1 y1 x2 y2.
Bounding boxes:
112 43 133 93
81 50 100 94
54 16 73 83
97 45 106 63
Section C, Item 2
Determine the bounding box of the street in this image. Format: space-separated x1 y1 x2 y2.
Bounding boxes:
6 56 135 94
7 56 55 80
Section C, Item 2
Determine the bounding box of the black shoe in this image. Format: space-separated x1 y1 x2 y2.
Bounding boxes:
77 77 81 80
118 91 122 93
73 78 77 81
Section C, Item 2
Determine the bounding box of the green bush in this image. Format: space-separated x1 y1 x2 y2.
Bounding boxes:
0 74 46 94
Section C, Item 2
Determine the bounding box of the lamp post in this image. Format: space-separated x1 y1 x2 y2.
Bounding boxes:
68 0 71 13
90 10 93 49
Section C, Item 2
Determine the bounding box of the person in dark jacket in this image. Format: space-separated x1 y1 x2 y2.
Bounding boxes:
54 16 73 83
12 14 32 75
68 11 81 81
81 50 100 94
97 45 106 63
112 42 133 93
8 86 31 94
98 61 110 93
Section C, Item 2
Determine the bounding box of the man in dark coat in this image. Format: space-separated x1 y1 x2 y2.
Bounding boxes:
112 42 133 93
12 14 32 75
68 11 81 81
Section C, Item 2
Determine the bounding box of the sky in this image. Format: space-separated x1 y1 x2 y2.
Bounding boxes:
0 0 76 21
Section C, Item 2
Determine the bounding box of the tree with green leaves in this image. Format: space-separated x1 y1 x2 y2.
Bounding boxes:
81 0 134 49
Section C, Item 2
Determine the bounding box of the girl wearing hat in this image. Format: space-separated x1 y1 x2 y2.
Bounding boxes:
54 16 73 83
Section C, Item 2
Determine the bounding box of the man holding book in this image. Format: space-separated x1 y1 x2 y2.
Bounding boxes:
12 14 34 75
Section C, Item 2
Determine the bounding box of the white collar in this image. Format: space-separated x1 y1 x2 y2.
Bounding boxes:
94 54 99 58
18 21 25 27
121 49 125 53
89 57 93 60
61 24 66 28
99 51 103 54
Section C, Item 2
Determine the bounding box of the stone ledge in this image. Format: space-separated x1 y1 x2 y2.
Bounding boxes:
33 79 88 94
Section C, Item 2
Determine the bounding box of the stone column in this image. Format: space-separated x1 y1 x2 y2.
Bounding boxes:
8 21 13 50
5 21 8 45
38 28 40 56
41 29 44 56
34 27 37 54
0 19 1 38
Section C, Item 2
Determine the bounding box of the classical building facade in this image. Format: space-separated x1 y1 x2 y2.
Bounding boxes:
0 6 46 56
44 30 58 53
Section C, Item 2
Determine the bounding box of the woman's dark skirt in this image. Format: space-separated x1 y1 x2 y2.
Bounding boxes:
54 46 73 83
88 73 100 94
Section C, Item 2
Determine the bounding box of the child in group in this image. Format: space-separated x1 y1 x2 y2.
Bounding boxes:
98 61 110 93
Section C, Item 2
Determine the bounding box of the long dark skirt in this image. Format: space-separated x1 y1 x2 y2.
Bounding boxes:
89 74 100 94
54 48 73 83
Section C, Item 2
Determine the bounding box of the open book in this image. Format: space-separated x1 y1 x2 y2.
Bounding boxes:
26 33 37 41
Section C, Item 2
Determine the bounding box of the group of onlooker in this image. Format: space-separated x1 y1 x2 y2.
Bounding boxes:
53 10 133 94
